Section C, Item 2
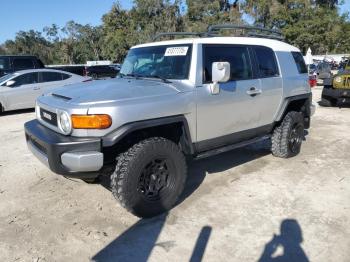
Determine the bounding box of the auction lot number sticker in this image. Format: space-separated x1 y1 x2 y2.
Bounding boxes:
164 46 189 56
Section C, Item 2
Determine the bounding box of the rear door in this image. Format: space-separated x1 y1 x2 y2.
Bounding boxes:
38 71 65 93
3 72 40 110
251 46 283 127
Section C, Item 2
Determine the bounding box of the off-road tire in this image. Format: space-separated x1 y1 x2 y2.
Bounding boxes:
271 111 304 158
319 97 335 107
111 137 187 218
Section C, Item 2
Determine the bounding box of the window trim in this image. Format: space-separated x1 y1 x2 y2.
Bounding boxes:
251 46 280 79
202 44 255 84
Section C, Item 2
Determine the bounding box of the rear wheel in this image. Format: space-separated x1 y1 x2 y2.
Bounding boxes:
271 111 304 158
111 137 187 218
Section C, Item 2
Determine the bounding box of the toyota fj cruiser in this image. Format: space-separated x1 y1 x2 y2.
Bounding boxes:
321 59 350 106
24 25 314 218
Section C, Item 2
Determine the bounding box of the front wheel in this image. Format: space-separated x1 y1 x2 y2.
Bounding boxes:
271 111 304 158
111 137 187 218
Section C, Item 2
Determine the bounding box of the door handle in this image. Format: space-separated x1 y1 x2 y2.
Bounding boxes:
246 87 262 96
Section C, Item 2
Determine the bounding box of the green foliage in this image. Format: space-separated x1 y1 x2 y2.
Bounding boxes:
1 0 349 64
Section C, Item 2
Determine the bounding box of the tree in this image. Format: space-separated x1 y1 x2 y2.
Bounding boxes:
185 0 243 32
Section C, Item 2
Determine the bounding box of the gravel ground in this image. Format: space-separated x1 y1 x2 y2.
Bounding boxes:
0 87 349 262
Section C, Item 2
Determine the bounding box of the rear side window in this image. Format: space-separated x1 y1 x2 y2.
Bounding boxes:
41 72 63 82
292 52 307 74
62 73 71 80
13 58 34 70
203 45 252 82
253 47 279 78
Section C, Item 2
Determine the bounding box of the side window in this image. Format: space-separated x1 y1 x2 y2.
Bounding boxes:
62 73 71 80
253 47 279 78
291 52 308 74
41 72 63 82
13 58 34 70
203 45 252 83
12 73 39 87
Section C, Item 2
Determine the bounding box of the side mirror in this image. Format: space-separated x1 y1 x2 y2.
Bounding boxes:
210 62 230 95
6 80 16 87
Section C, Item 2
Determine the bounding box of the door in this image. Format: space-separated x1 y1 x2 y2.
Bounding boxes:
196 44 263 151
251 46 283 127
3 72 40 110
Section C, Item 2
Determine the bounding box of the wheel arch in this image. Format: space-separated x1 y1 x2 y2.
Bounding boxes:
102 115 194 163
275 93 312 129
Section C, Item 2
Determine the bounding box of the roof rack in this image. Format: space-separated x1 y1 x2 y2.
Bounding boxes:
207 24 284 41
152 32 204 42
152 24 284 42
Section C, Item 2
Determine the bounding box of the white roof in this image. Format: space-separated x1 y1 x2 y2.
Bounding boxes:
11 68 74 75
133 37 300 52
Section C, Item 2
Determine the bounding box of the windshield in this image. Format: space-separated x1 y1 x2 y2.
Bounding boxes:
0 58 10 71
120 44 192 80
0 73 15 84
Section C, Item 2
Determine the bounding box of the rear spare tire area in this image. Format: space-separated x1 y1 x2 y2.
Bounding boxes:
111 137 187 218
271 111 304 158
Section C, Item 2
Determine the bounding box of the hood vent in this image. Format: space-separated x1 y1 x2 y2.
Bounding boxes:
52 93 72 101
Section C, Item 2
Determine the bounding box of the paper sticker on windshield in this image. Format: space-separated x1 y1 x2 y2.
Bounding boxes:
164 46 189 56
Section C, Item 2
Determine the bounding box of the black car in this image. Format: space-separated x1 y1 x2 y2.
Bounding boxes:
0 55 44 77
85 64 120 79
50 65 86 76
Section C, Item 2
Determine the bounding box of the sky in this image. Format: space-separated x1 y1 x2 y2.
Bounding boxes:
0 0 133 43
0 0 349 43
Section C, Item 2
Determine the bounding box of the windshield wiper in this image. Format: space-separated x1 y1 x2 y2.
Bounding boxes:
119 73 142 79
143 75 172 83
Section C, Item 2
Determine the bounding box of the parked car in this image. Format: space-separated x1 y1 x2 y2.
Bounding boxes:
316 61 332 80
320 59 350 106
85 64 120 79
0 69 91 113
0 55 44 77
50 65 86 76
24 25 314 218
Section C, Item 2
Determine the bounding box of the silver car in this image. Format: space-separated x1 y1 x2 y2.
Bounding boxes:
25 27 313 218
0 69 90 112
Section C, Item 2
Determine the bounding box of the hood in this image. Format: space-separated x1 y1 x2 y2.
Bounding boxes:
48 78 183 105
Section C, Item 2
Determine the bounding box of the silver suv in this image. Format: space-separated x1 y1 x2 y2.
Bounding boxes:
25 26 314 218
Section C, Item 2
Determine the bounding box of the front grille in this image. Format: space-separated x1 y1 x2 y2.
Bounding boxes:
40 108 58 127
343 77 350 88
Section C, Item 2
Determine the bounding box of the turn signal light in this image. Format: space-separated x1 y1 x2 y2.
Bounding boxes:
71 114 112 129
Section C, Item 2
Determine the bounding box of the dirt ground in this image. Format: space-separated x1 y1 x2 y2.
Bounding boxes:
0 87 349 262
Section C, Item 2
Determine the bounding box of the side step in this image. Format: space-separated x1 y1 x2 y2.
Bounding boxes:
195 135 270 160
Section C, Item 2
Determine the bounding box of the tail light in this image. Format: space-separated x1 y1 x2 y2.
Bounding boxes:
309 75 317 88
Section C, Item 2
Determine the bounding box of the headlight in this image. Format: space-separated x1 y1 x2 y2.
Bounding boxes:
334 76 342 83
58 111 72 134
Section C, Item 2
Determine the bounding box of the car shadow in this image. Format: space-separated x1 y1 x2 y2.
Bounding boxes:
93 139 270 261
0 108 34 116
258 219 309 262
91 211 213 262
99 138 271 206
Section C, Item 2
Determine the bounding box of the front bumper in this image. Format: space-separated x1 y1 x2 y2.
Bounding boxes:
322 87 350 100
25 120 103 178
